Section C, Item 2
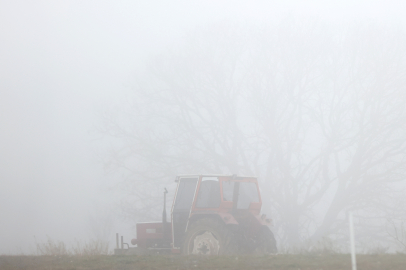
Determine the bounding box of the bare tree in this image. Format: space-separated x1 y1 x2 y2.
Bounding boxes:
100 21 406 248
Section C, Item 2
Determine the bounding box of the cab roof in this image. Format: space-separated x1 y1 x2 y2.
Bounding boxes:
175 174 257 182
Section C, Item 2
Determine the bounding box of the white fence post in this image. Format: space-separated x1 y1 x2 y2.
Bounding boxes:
349 212 357 270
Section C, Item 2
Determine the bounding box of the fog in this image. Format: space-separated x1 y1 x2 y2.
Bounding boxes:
1 1 406 254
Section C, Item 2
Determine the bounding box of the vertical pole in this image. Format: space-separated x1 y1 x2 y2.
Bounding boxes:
349 212 357 270
116 233 119 249
163 188 168 240
163 188 168 224
121 235 124 249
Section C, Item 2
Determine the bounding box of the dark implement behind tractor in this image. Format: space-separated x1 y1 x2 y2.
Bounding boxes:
129 175 277 255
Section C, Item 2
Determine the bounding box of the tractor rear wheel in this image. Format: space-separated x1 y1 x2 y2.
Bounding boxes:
182 218 237 255
255 226 277 254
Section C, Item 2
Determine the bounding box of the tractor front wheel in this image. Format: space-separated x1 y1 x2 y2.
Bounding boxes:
182 218 237 255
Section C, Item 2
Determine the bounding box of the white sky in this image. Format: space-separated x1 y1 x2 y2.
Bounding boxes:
0 0 405 254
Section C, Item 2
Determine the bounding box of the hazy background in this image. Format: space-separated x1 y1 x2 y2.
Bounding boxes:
1 0 405 254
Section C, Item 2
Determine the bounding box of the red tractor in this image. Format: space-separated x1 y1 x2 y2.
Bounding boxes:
128 174 277 255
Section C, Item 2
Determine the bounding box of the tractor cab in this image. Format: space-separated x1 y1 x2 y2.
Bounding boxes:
171 175 271 253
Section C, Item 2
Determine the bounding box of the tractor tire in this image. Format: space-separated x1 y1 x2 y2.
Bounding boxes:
254 226 277 254
182 218 237 255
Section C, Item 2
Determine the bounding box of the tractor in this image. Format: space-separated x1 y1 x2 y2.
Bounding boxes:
128 174 277 255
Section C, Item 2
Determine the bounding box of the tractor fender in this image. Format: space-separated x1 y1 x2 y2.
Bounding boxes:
217 212 239 225
189 212 238 226
255 214 273 226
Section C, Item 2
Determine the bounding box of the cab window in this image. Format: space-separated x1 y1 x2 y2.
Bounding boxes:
222 181 234 201
237 182 260 209
195 177 221 208
174 178 198 211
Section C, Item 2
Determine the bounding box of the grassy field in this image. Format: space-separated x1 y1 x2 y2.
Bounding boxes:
1 254 406 270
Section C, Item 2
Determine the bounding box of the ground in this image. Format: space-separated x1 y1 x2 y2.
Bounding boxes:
1 254 406 270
